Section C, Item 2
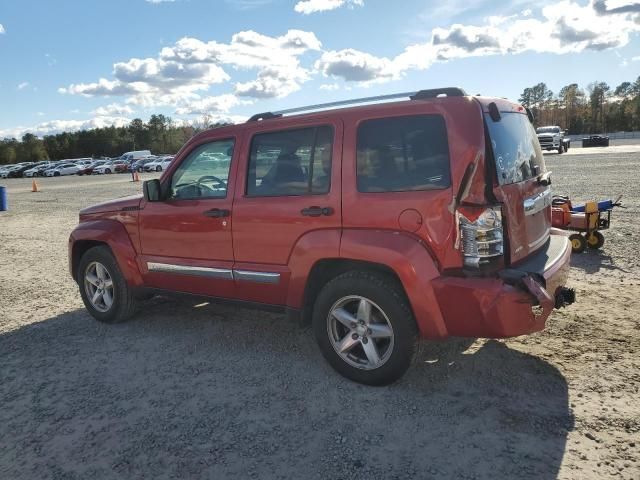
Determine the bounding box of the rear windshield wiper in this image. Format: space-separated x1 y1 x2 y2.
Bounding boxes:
537 171 552 186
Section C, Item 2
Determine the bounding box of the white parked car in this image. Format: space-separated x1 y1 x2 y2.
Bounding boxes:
24 163 52 177
144 156 173 172
93 162 115 174
45 163 80 177
0 167 14 178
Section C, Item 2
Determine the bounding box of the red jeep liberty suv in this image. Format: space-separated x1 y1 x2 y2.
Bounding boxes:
69 88 575 385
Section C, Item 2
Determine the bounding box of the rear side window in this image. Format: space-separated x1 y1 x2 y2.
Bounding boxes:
486 112 546 185
247 126 333 197
356 115 451 193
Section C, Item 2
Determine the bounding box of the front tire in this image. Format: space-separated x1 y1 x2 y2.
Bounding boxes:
312 271 418 386
558 144 564 154
156 166 162 172
78 246 137 323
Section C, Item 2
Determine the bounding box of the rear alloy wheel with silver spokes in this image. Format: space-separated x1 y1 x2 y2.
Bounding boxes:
313 271 418 386
84 261 114 312
328 296 394 370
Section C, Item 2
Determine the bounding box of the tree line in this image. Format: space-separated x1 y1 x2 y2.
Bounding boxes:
0 114 229 165
518 76 640 134
2 77 640 165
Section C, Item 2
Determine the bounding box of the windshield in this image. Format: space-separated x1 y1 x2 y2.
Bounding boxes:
486 112 546 186
536 127 560 134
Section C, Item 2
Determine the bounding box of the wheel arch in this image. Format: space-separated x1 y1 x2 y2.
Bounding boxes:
300 258 407 327
289 229 449 338
69 219 143 286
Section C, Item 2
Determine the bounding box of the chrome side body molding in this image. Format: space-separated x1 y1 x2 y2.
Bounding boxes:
147 262 280 284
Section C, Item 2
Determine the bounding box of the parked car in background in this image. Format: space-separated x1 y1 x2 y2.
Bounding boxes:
114 160 131 173
1 165 19 178
119 150 152 163
144 156 173 172
93 162 116 174
24 162 53 177
582 135 610 147
77 160 108 176
130 157 157 172
7 163 36 178
45 163 80 177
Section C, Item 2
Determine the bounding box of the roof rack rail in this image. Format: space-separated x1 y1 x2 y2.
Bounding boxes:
245 87 467 122
410 87 467 99
247 112 283 122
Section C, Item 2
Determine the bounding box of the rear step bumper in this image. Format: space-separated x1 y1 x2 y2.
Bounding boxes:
431 233 574 338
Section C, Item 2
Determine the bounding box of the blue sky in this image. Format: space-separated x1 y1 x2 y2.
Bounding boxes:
1 0 639 138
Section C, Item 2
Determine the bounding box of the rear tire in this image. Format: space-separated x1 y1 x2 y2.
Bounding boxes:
569 234 587 253
586 231 605 249
156 166 162 172
312 271 418 386
77 246 138 323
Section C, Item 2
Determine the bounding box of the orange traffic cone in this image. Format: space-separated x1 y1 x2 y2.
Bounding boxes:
32 179 40 192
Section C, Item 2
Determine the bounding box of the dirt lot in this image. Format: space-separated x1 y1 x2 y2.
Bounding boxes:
1 146 639 479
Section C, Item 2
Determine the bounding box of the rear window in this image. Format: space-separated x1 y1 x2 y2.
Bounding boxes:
486 112 546 185
356 115 451 193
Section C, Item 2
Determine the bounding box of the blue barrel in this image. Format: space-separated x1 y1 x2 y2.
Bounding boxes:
0 186 7 211
572 199 614 212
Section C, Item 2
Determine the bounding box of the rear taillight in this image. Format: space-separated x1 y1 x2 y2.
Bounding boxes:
456 206 503 268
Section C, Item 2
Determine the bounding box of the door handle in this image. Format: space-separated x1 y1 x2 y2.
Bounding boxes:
301 206 334 217
203 208 230 218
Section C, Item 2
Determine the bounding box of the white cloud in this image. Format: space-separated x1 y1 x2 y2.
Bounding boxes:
294 0 363 14
92 103 135 116
59 78 147 96
0 116 132 139
174 94 249 115
17 82 30 90
319 83 340 91
0 24 5 34
318 1 640 83
315 49 396 83
61 29 322 108
632 55 640 61
146 0 176 3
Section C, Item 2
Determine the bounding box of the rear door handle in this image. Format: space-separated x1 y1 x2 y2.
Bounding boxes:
203 208 230 218
301 206 334 217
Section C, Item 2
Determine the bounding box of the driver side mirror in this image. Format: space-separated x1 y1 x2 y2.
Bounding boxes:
143 179 162 202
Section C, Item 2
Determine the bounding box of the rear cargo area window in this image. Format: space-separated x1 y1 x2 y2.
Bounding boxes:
356 115 451 193
247 126 333 197
485 112 546 185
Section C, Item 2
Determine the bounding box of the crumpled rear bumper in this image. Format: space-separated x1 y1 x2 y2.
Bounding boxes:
432 233 574 338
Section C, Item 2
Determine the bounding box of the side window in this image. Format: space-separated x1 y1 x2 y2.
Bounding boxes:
247 126 334 197
356 115 451 193
170 139 234 200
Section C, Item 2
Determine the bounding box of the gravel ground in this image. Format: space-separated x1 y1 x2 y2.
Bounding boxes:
1 146 639 479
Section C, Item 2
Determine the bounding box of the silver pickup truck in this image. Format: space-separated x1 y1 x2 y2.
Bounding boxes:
536 126 571 154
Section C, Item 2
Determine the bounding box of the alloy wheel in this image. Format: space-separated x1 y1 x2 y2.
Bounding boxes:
327 295 394 370
84 261 115 312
